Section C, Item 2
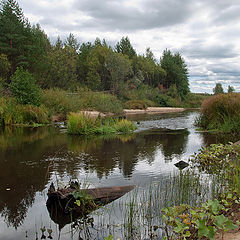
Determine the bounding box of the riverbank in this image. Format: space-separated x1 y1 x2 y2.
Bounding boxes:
123 107 185 114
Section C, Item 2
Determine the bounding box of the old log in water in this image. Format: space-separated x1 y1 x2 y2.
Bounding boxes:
46 183 135 229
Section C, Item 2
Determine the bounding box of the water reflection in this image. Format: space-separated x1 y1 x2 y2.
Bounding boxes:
0 111 228 238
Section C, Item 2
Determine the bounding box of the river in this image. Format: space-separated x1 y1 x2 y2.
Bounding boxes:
0 111 237 240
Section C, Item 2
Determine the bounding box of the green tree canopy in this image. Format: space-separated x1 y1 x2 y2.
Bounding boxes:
10 67 41 106
213 83 224 95
43 44 78 89
160 49 189 99
228 85 235 93
115 37 136 59
0 0 32 74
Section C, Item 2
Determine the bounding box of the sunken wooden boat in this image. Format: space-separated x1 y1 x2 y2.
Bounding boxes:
46 182 135 229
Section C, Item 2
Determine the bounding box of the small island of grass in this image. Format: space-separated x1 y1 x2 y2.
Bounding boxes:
67 112 137 135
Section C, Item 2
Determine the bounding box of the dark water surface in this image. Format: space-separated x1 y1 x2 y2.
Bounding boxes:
0 111 238 240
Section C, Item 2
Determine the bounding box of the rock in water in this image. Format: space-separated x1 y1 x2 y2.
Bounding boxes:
174 160 189 170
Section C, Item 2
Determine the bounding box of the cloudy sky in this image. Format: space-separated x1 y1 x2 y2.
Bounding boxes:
17 0 240 93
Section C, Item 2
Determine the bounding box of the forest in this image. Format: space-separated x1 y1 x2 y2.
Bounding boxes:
0 0 210 128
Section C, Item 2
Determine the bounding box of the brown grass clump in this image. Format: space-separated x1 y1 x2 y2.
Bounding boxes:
196 93 240 133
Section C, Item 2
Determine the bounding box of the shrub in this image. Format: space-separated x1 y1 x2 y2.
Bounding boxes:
154 94 179 107
182 93 210 108
124 100 147 109
196 93 240 133
10 67 41 106
41 88 73 115
124 99 155 109
78 91 123 114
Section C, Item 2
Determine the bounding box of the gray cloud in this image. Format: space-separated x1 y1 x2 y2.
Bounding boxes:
16 0 240 93
72 0 195 31
181 42 237 59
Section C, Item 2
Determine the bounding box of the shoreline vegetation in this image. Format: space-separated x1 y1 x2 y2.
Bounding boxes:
67 112 137 135
196 93 240 135
0 0 209 128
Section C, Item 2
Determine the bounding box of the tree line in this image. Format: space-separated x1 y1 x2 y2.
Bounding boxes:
0 0 190 100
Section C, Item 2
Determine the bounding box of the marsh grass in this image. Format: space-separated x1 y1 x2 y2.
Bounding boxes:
196 93 240 134
0 97 49 125
67 112 136 135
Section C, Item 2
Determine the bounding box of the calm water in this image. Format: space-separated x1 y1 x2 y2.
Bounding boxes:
0 111 237 240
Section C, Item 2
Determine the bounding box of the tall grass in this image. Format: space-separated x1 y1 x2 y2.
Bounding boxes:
84 170 223 240
67 112 136 135
41 88 123 117
196 93 240 133
0 97 49 125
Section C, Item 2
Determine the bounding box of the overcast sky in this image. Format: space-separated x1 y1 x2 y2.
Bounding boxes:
17 0 240 93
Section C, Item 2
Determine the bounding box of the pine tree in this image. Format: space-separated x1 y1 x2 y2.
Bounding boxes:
0 0 32 76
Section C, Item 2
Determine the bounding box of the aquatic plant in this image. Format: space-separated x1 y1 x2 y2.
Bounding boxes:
67 113 136 135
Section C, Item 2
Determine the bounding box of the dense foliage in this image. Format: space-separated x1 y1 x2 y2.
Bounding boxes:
10 67 41 106
0 0 191 107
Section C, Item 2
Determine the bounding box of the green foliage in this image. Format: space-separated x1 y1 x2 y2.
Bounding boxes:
124 100 154 109
43 44 78 89
41 88 73 116
105 52 133 92
154 94 179 107
0 53 10 80
213 83 224 95
10 67 41 106
104 235 114 240
162 197 237 240
67 112 136 135
0 0 40 76
228 85 235 93
115 36 136 59
160 49 189 100
0 97 49 125
182 93 210 108
42 88 123 117
190 142 240 194
196 93 240 133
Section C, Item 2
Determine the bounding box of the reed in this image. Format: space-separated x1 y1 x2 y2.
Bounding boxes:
196 93 240 133
67 112 136 135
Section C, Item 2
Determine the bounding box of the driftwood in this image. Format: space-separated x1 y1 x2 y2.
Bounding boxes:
46 183 135 229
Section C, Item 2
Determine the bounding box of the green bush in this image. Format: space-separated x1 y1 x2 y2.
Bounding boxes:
182 93 210 108
78 91 123 114
196 93 240 133
154 94 179 107
124 99 155 109
41 88 73 115
10 67 41 106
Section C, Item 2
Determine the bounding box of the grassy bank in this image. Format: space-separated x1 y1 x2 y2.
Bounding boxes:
0 86 208 126
0 97 49 126
196 93 240 134
67 112 137 135
41 88 123 117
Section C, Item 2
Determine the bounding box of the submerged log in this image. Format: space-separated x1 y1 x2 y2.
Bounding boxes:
46 183 135 229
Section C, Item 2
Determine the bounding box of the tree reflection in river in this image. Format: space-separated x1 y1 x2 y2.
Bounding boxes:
0 117 190 230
